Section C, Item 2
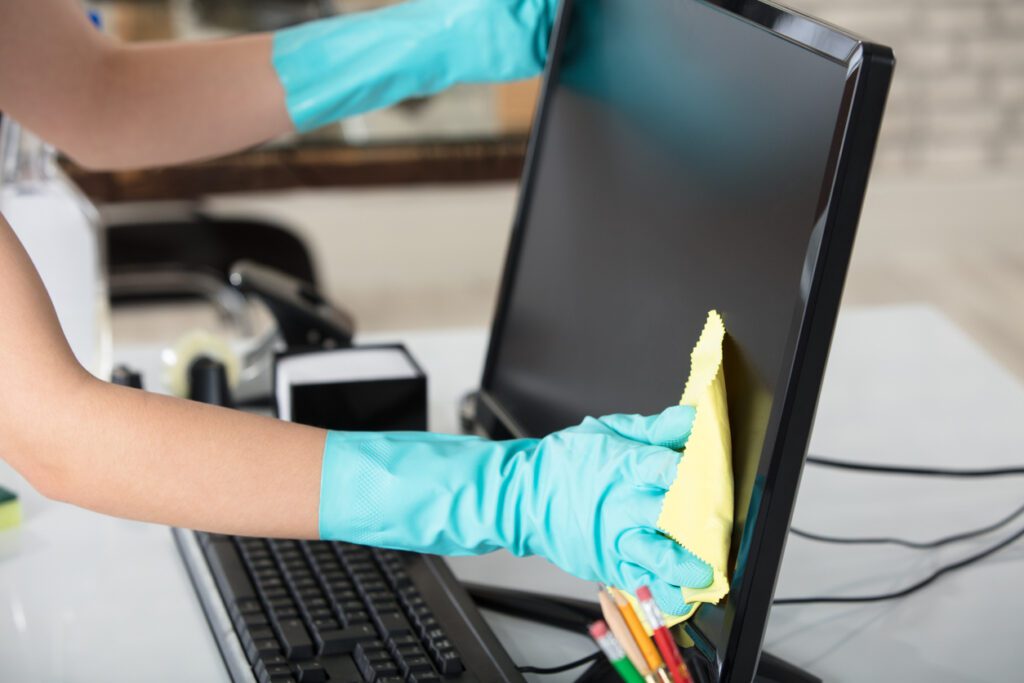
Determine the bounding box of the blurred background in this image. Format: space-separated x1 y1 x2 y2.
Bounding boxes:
67 0 1023 380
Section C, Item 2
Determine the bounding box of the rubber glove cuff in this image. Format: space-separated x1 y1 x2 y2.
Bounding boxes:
319 430 537 554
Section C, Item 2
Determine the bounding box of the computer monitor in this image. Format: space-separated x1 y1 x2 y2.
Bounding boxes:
472 0 893 680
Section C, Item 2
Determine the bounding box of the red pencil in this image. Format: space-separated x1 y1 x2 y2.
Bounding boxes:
635 585 692 683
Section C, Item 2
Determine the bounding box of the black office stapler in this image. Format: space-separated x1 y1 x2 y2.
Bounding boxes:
228 259 356 351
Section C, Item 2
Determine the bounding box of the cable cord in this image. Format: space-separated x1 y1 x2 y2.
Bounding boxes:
790 499 1024 549
774 522 1024 606
806 455 1024 477
517 651 602 675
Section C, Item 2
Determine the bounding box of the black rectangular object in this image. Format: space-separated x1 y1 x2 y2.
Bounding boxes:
275 344 427 431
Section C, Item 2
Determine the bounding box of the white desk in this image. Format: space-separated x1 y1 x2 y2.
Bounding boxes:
2 305 1022 681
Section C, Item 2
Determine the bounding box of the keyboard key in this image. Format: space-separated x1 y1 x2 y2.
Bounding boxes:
354 656 377 681
242 626 276 646
362 662 401 681
433 649 464 676
245 637 282 665
387 634 418 652
311 617 341 633
320 655 363 683
290 576 319 591
366 591 395 605
231 598 265 621
274 607 300 620
259 577 286 592
257 654 290 670
346 611 370 626
354 641 387 661
372 611 412 636
307 606 333 620
398 655 434 677
206 540 256 605
319 624 377 655
273 618 315 661
389 570 413 588
329 588 358 604
399 592 426 609
237 610 269 631
355 579 388 595
420 624 445 643
248 557 277 572
263 588 291 602
259 663 293 682
254 565 283 578
304 598 330 612
299 586 325 600
270 597 297 612
407 673 441 683
428 638 453 654
292 661 328 683
395 643 428 659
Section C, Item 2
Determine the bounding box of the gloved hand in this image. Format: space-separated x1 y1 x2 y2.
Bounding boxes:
319 405 712 615
273 0 558 132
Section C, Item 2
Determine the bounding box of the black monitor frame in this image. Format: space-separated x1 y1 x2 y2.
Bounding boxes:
472 1 894 680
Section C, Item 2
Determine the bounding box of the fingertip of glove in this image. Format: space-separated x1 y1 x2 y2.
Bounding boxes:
649 405 696 450
650 580 694 617
630 447 681 491
681 556 715 589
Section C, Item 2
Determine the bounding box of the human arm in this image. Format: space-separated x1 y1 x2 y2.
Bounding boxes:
0 0 290 170
0 214 324 538
0 0 553 170
1 210 708 612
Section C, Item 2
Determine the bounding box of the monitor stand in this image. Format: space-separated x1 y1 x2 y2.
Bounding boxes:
755 651 821 683
466 584 821 682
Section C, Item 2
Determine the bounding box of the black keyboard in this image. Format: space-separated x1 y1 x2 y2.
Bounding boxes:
176 530 523 683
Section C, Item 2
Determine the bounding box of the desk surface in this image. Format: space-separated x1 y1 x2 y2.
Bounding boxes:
2 305 1022 681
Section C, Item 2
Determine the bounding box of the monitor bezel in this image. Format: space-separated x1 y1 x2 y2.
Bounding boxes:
472 1 894 679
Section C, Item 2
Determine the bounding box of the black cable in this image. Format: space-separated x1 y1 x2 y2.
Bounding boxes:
517 651 601 675
774 522 1024 606
806 455 1024 477
790 500 1024 549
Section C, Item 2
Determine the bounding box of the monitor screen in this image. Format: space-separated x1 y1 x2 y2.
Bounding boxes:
482 0 867 671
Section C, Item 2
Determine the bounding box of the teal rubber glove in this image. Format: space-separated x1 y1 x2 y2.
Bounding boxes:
273 0 557 132
319 405 712 615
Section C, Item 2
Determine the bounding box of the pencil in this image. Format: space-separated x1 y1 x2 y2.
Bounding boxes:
589 620 645 683
608 586 665 673
598 586 653 679
636 585 692 683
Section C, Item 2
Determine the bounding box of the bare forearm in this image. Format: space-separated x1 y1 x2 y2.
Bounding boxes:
0 214 322 538
81 36 291 169
43 378 325 538
0 0 291 170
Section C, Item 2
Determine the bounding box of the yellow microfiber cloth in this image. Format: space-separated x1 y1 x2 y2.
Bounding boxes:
0 485 21 531
624 310 733 627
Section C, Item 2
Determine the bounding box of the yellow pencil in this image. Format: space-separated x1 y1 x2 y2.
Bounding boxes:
598 587 654 679
608 586 666 674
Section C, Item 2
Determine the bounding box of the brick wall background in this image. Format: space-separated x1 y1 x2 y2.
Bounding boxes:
793 0 1024 174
